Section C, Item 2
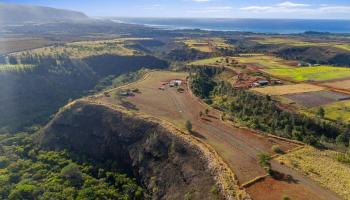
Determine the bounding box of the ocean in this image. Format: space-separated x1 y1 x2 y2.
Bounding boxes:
116 18 350 34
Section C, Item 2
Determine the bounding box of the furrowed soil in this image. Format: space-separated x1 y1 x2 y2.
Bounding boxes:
96 71 341 200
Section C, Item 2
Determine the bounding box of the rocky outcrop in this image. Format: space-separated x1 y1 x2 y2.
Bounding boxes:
40 100 246 200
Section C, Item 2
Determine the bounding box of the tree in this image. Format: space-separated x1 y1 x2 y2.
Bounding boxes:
185 120 193 132
336 133 350 147
61 163 83 187
8 184 37 200
257 153 272 174
317 107 325 119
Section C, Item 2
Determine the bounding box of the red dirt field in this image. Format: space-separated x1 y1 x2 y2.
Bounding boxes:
97 71 341 200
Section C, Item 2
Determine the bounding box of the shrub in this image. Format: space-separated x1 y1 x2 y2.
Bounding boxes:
272 145 284 154
210 185 219 195
282 196 291 200
185 120 193 132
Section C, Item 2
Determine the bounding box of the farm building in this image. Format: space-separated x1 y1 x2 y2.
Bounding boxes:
169 79 183 87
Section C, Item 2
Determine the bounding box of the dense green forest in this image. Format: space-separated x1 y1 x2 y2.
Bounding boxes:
0 129 143 200
190 67 350 148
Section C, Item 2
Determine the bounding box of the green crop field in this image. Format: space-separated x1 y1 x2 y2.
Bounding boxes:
191 55 350 82
0 64 36 73
265 66 350 81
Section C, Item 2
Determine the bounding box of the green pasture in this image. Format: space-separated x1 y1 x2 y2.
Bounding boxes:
265 66 350 81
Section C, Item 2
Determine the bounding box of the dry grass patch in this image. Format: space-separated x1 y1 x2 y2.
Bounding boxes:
15 38 146 59
277 146 350 199
183 38 234 53
0 37 53 54
251 84 325 96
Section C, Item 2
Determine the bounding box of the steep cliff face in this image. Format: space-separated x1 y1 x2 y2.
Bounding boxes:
40 101 239 200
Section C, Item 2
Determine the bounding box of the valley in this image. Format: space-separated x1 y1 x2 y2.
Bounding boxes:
1 3 350 199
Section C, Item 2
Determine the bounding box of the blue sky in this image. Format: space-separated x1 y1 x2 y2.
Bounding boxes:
1 0 350 19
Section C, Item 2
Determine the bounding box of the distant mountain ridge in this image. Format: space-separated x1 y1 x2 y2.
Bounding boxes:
0 3 90 24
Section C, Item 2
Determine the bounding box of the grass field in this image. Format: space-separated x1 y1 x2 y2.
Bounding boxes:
254 37 350 52
15 38 150 59
0 64 36 73
277 146 350 199
232 55 293 69
307 100 350 123
190 55 294 69
191 55 350 82
251 84 325 96
265 66 350 81
189 57 226 65
253 38 321 47
183 38 233 53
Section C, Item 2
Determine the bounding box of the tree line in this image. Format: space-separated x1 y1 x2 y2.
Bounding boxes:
190 66 349 148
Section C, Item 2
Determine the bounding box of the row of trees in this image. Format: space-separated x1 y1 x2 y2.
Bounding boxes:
190 67 349 148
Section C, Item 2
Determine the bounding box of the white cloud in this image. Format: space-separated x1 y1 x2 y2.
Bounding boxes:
240 2 350 15
240 6 273 12
277 1 310 8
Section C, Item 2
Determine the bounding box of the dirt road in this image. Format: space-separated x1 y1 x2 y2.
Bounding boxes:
98 71 341 200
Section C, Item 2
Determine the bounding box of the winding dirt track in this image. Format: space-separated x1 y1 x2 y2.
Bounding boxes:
99 71 341 200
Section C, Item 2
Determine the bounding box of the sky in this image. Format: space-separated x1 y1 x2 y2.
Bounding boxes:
1 0 350 19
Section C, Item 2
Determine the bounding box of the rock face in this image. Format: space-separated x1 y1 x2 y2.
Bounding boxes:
40 101 229 200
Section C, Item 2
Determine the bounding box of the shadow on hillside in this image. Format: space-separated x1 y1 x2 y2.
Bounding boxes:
271 171 299 184
190 131 206 140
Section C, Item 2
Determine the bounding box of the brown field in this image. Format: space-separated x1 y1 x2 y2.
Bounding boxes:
251 84 325 96
322 79 350 91
0 37 53 54
284 90 350 108
95 71 340 200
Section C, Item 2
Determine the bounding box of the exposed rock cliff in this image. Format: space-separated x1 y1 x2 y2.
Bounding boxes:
40 100 245 200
